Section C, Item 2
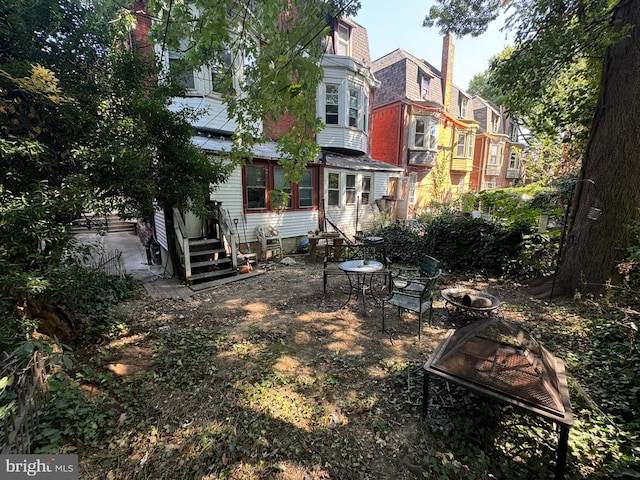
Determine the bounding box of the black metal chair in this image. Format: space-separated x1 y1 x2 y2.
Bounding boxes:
382 268 442 340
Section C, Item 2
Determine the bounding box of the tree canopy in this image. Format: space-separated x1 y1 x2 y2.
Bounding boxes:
0 0 227 301
144 0 361 183
425 0 640 296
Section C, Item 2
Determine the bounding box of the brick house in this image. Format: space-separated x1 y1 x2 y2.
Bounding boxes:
370 34 478 218
471 96 527 190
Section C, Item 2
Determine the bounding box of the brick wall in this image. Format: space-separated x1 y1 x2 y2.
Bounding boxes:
371 103 403 166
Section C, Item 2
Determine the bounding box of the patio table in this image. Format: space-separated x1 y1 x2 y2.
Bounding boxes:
338 259 383 315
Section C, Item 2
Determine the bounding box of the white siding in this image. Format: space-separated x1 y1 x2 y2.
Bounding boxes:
154 208 168 250
210 168 319 246
170 98 238 134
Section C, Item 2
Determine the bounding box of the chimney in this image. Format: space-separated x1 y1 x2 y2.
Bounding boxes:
441 33 454 113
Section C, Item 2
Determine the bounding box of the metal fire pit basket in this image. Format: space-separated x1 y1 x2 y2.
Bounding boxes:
442 287 501 317
422 317 573 480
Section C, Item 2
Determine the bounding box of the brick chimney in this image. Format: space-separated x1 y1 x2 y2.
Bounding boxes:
441 33 454 113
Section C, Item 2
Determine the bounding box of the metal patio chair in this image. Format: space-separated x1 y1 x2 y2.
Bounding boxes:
382 268 442 340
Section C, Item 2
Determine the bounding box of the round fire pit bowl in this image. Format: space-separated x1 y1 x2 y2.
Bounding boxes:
441 287 501 318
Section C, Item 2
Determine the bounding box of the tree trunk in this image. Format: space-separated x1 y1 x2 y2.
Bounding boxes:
553 0 640 297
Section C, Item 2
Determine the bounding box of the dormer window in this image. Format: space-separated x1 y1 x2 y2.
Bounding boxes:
491 112 501 133
336 23 350 56
459 94 469 119
420 73 430 99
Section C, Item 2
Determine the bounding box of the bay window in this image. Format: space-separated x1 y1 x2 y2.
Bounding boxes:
320 82 368 131
412 116 438 150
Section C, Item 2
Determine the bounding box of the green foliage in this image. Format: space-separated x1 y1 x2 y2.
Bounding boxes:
423 0 502 37
32 374 115 453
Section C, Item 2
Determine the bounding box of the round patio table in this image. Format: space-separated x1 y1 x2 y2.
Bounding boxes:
338 259 383 315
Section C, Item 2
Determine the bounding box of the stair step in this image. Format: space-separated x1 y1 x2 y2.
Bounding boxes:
189 248 226 258
191 258 232 269
189 238 220 247
189 269 266 291
190 268 236 281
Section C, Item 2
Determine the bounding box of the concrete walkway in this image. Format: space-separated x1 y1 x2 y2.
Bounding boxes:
74 230 194 301
74 230 265 301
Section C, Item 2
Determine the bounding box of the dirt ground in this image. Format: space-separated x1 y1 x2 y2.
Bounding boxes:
78 256 561 480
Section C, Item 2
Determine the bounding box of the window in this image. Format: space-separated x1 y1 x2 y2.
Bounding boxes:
412 116 438 150
420 74 430 99
336 24 350 56
459 94 468 118
348 87 359 128
509 121 519 141
322 82 367 131
168 50 195 90
211 46 233 94
325 84 339 125
245 164 316 211
467 134 474 158
456 132 467 157
491 113 501 133
274 167 292 209
328 172 340 206
361 176 371 205
246 165 267 210
298 170 314 208
345 174 356 204
509 152 519 169
408 172 417 204
489 145 498 165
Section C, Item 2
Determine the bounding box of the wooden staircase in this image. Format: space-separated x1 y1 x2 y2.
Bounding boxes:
70 213 136 234
173 206 238 288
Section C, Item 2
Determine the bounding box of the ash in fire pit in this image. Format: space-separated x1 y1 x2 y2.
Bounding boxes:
423 317 573 479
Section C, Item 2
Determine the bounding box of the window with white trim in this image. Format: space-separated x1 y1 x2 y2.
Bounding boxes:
420 74 430 99
489 144 499 165
491 112 501 133
509 152 519 169
168 47 195 90
325 84 339 125
321 82 368 131
348 87 359 128
345 174 356 204
298 170 314 208
411 116 438 150
455 132 467 157
361 176 371 205
328 172 340 206
336 23 350 56
459 94 469 118
209 45 233 94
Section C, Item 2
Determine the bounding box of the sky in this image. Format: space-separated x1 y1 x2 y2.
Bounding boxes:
353 0 513 90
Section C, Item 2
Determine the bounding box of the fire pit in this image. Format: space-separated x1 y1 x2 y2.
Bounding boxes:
442 287 501 318
422 317 573 479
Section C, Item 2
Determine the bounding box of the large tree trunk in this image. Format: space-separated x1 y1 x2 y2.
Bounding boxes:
553 0 640 297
